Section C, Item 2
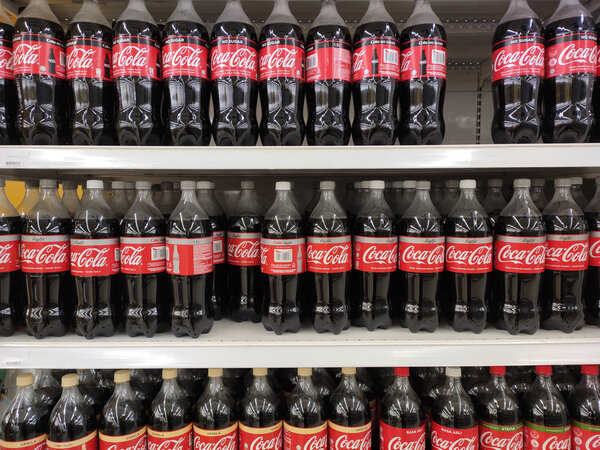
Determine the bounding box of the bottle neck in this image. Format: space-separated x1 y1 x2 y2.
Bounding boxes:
251 375 272 394
550 186 575 204
297 375 315 392
391 375 411 392
581 374 600 390
112 189 128 202
114 381 135 399
180 189 199 205
15 384 37 405
369 188 385 203
82 188 106 205
340 373 360 391
59 386 84 404
461 188 477 201
536 374 555 390
445 375 464 392
488 187 503 197
207 376 226 394
160 378 179 397
237 188 261 215
40 186 59 203
491 374 509 390
136 189 154 204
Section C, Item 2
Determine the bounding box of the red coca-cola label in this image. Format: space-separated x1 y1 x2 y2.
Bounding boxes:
545 33 597 78
379 421 425 450
113 36 161 80
589 232 600 267
210 37 258 81
213 231 226 265
66 38 112 81
261 237 306 275
120 236 166 274
545 234 588 271
328 421 371 450
239 422 282 450
193 423 238 450
13 33 66 79
0 434 47 450
283 422 327 450
70 238 120 277
494 235 546 273
99 427 147 450
353 236 398 273
163 36 209 79
430 422 478 450
571 421 600 450
148 424 192 450
21 235 70 273
47 431 97 450
398 236 444 273
0 234 21 272
259 38 304 81
166 236 213 276
307 235 352 273
306 39 352 83
352 37 401 81
479 421 523 450
492 36 545 82
523 422 570 450
445 236 493 274
400 37 446 81
0 38 14 80
227 232 261 266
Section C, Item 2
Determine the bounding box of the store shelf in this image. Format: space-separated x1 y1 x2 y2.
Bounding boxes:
1 322 599 369
2 144 600 177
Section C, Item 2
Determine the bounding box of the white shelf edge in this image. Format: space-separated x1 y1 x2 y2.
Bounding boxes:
1 144 600 172
1 322 599 369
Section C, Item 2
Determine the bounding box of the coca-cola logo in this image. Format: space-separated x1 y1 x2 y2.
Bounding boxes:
71 247 110 269
493 45 544 72
67 47 96 69
104 436 147 450
431 431 477 450
353 48 367 71
212 47 257 71
0 48 14 71
260 47 299 70
0 243 16 265
480 431 522 450
114 45 149 68
229 240 260 259
362 245 397 265
541 435 570 450
496 243 545 265
335 434 370 450
401 244 444 266
585 434 600 450
307 244 350 265
446 243 492 266
546 242 588 263
248 434 282 450
121 245 144 266
194 435 236 450
149 436 189 450
303 434 327 450
13 43 41 66
555 43 597 67
590 239 600 260
22 243 69 266
164 45 204 69
388 433 425 450
400 50 414 73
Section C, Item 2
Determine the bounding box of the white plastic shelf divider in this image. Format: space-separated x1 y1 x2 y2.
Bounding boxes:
1 144 600 173
1 322 598 369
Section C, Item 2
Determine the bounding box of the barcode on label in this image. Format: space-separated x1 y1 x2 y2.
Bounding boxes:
60 53 66 66
152 246 166 261
114 247 120 262
383 48 398 64
432 49 445 65
306 54 318 70
274 249 292 263
213 240 222 253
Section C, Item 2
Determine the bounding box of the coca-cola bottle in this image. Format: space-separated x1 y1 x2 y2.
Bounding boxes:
193 368 237 449
77 369 106 417
99 370 147 449
261 181 305 334
34 369 62 412
522 366 571 450
553 366 576 401
491 0 544 144
163 0 210 146
110 181 131 222
474 367 522 450
240 368 282 450
121 181 170 337
0 177 23 336
158 182 179 220
306 0 352 146
148 369 192 450
312 368 335 406
66 0 116 145
228 181 263 323
47 374 97 449
306 181 351 334
493 178 545 335
399 0 446 145
438 180 460 218
22 179 72 338
351 0 400 145
0 373 49 448
71 179 120 339
284 368 326 450
542 178 588 332
531 179 548 211
461 367 490 397
506 366 534 404
482 179 507 228
113 0 163 145
130 369 160 415
352 180 396 330
397 180 444 333
430 368 478 450
177 369 206 404
329 367 372 450
585 178 600 326
444 180 492 333
0 1 17 145
542 0 596 143
211 0 258 146
197 181 227 320
259 0 305 146
571 177 589 210
568 365 600 450
167 180 214 338
14 0 68 145
379 367 425 450
61 180 81 218
17 180 39 217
